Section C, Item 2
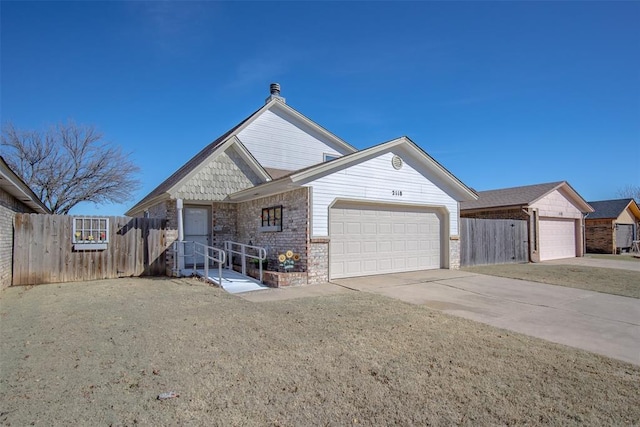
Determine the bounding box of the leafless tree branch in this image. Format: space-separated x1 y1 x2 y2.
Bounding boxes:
616 184 640 204
1 121 140 214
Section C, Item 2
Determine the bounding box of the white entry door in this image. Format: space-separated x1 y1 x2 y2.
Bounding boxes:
330 203 442 279
184 206 210 266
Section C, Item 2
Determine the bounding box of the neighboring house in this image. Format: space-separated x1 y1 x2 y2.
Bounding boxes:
585 199 640 254
460 181 593 262
126 84 477 283
0 156 51 288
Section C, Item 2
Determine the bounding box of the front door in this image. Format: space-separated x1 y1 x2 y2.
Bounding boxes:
184 206 210 266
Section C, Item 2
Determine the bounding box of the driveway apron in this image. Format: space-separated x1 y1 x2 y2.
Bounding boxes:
332 270 640 366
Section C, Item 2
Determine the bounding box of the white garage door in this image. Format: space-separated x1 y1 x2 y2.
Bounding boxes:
330 203 441 279
539 218 576 261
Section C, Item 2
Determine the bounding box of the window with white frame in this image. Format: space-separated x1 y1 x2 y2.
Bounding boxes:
73 217 109 245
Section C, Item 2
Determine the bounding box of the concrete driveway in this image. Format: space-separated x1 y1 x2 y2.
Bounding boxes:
545 255 640 272
332 270 640 366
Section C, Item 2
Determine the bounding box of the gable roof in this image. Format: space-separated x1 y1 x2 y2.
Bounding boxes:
0 156 51 214
126 99 357 216
460 181 593 213
229 136 478 202
586 198 640 220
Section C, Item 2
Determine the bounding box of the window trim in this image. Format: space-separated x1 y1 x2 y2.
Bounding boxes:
260 205 283 232
73 217 109 250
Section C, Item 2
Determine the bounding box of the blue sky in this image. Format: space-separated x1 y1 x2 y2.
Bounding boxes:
2 1 639 216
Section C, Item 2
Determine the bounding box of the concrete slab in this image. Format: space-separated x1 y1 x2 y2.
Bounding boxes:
332 269 475 291
546 256 640 272
332 269 640 365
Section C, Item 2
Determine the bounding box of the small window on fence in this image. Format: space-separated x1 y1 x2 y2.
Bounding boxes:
73 217 109 250
260 206 283 232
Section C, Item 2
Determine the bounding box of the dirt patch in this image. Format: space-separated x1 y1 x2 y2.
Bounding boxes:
464 264 640 299
1 277 639 425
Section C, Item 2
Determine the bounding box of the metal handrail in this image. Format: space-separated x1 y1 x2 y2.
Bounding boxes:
224 241 267 283
172 241 226 285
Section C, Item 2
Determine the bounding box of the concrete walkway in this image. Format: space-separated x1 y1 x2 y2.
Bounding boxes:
331 270 640 366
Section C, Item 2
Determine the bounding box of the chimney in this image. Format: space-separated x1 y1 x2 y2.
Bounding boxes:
265 82 286 104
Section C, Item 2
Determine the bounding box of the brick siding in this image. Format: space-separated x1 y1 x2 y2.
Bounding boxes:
585 219 614 254
211 202 237 248
461 208 530 221
449 237 460 269
236 188 310 273
308 238 329 284
0 188 33 289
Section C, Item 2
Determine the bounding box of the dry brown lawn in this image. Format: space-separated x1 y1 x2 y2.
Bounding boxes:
464 264 640 299
586 253 640 262
1 277 639 426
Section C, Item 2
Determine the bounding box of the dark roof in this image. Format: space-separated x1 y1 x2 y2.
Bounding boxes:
264 167 294 180
461 181 564 210
229 136 478 202
128 107 259 212
127 98 358 215
586 199 637 219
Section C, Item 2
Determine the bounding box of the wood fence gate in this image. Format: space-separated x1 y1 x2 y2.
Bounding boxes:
460 218 528 267
12 214 169 286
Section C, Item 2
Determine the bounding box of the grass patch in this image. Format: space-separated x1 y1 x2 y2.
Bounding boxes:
1 278 639 425
585 253 640 262
463 264 640 298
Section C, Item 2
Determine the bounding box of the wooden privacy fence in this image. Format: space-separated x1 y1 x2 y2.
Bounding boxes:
12 214 169 286
460 218 528 267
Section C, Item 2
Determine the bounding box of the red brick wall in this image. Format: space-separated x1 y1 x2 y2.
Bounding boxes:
585 219 614 254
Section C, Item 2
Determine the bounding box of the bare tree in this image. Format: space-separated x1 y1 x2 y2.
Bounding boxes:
616 184 640 203
1 121 140 214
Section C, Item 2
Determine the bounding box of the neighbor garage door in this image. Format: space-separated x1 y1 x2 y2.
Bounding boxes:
539 218 576 261
330 203 442 279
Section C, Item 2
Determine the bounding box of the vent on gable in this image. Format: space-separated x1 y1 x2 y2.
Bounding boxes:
392 155 403 170
265 82 286 104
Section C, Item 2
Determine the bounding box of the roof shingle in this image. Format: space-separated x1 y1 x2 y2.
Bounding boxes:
586 199 637 219
460 182 564 210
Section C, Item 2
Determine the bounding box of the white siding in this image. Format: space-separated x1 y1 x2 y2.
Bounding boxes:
306 152 458 237
530 190 583 219
237 109 346 171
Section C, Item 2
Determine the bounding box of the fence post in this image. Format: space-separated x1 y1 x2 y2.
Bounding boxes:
204 244 209 280
241 244 246 276
259 247 266 283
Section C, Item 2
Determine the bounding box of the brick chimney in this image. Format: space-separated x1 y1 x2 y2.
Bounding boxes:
265 83 286 104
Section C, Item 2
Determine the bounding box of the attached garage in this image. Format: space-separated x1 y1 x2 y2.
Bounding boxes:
460 181 594 264
330 202 443 279
539 218 576 261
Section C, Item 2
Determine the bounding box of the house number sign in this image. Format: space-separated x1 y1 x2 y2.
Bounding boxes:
392 190 403 196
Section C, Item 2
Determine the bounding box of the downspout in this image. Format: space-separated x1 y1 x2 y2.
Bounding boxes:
522 207 534 263
581 212 586 257
177 199 185 273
